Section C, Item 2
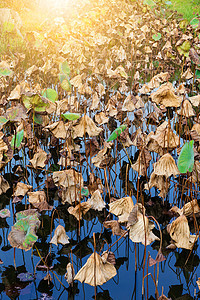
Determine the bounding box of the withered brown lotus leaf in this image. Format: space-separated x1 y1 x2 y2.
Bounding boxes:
147 75 161 89
153 153 180 178
139 84 150 94
28 190 46 204
6 104 28 123
70 74 83 88
103 220 126 236
182 68 193 80
168 215 198 250
30 148 48 169
127 203 145 227
68 202 91 220
56 98 68 115
109 196 134 223
50 225 70 246
131 148 152 176
14 182 32 197
45 121 67 139
128 213 160 245
72 115 103 138
74 252 116 286
177 99 195 118
144 171 169 199
189 48 200 65
153 121 179 150
149 255 157 267
95 112 109 125
181 199 200 217
60 186 79 205
53 169 83 189
191 161 200 183
122 95 144 112
87 190 105 211
189 95 200 107
91 144 111 168
65 263 75 285
131 128 147 148
8 84 21 100
0 175 9 195
88 174 104 195
191 124 200 136
151 82 182 107
91 92 100 110
101 251 116 265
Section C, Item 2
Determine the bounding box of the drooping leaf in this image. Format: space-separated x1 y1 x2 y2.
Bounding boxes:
177 140 194 173
11 130 24 149
177 41 191 57
41 88 58 103
59 60 70 76
152 33 161 41
22 94 48 112
107 125 127 142
61 112 81 121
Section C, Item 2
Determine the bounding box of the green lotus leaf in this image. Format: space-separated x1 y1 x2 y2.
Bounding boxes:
152 33 161 41
177 140 194 173
59 60 70 76
177 40 191 57
22 94 48 112
81 187 89 197
61 79 71 92
0 68 13 77
11 129 24 149
41 88 58 103
61 112 81 121
107 124 127 142
0 116 8 127
8 209 41 251
33 113 43 125
59 73 66 83
190 18 199 29
143 0 156 7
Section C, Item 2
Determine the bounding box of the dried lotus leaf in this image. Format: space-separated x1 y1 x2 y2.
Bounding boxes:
168 215 198 250
65 262 75 285
153 153 180 178
29 148 48 169
50 225 70 246
14 182 32 197
128 213 160 245
74 252 116 286
151 82 181 107
87 190 105 211
72 115 103 138
53 169 83 188
103 220 126 236
177 99 195 117
45 121 67 139
109 196 134 223
131 148 152 176
0 175 9 195
68 202 91 220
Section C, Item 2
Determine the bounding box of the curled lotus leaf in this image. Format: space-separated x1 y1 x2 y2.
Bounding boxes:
8 209 40 251
61 112 81 121
22 94 49 112
107 125 127 142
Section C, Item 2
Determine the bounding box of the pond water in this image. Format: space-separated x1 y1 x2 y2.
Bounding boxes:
0 89 200 300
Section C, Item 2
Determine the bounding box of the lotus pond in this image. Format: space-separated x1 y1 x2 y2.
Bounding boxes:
0 0 200 299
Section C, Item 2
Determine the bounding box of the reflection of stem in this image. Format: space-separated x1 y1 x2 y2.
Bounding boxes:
14 248 16 270
93 233 97 300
